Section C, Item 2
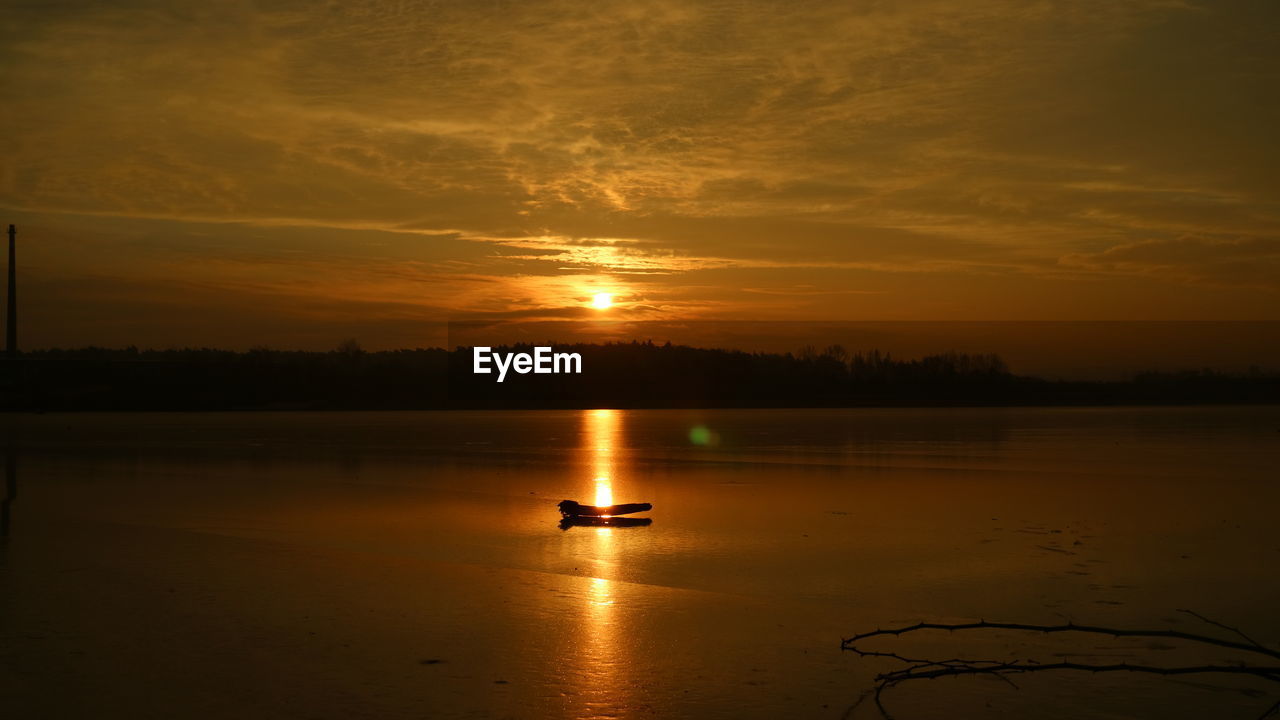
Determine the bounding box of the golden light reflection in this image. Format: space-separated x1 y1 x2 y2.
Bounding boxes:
578 408 625 717
594 478 613 510
587 408 619 503
589 575 612 606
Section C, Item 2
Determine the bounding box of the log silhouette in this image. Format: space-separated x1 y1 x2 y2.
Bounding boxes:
557 500 652 517
558 516 652 530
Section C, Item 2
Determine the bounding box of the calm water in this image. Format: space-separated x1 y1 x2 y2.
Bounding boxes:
1 407 1278 719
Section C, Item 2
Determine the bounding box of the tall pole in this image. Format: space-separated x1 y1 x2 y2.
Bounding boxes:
5 224 14 357
1 447 14 538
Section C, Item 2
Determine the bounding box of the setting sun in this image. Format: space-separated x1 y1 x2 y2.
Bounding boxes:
591 293 613 310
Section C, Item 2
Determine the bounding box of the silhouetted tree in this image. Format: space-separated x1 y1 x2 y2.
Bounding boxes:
2 342 1275 410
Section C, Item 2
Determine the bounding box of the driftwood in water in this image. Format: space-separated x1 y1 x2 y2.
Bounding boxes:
559 516 652 530
557 500 652 517
841 611 1280 719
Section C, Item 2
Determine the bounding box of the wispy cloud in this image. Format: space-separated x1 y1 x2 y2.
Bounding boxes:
1061 236 1280 290
3 0 1278 346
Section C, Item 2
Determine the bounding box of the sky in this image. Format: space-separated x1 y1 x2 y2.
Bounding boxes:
2 0 1279 353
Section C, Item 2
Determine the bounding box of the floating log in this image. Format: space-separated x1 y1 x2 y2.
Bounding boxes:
559 516 652 530
557 499 652 517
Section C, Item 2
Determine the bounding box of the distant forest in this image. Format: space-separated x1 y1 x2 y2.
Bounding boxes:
0 341 1276 411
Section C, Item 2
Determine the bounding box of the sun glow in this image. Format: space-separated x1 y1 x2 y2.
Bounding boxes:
588 409 618 511
591 292 613 309
594 478 613 509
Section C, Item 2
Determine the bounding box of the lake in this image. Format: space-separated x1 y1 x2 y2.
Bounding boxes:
2 407 1278 718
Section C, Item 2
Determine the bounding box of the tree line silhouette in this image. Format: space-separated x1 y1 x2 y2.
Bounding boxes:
0 340 1275 410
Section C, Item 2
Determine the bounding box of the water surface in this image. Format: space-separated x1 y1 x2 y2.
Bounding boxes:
1 407 1278 718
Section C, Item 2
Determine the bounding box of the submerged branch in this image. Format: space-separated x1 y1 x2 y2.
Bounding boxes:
1179 608 1270 652
843 619 1280 661
842 616 1280 719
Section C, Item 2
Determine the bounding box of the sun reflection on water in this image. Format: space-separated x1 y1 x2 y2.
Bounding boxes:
579 408 625 717
594 478 613 510
589 575 612 606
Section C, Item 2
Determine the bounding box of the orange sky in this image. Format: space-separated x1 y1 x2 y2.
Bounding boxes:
2 1 1279 352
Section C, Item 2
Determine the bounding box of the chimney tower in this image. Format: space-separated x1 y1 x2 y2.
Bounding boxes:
6 224 15 357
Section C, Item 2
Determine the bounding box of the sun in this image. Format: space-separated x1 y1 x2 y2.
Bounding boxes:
591 292 613 310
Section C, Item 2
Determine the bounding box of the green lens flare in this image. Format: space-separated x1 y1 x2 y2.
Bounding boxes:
689 426 712 445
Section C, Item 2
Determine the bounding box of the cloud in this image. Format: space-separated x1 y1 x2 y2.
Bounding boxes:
3 0 1279 348
1060 236 1280 289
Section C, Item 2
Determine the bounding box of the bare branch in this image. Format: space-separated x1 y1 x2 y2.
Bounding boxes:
843 617 1280 719
843 619 1280 661
878 660 1280 685
1178 608 1268 651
